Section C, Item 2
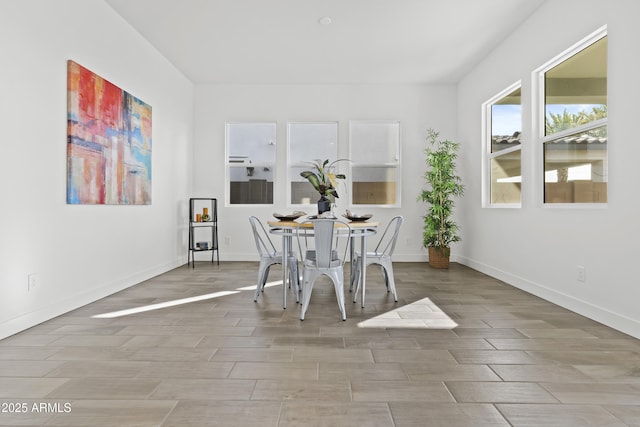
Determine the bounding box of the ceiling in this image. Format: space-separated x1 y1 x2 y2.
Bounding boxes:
105 0 545 85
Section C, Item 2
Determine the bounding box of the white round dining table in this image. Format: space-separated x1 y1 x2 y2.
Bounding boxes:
267 219 378 310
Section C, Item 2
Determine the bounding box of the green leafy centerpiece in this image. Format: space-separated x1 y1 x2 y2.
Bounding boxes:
300 159 347 214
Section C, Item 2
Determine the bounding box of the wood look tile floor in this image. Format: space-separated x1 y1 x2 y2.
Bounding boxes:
1 262 640 426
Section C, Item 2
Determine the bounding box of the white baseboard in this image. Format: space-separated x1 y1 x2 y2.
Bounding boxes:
0 258 183 341
457 255 640 340
389 254 429 262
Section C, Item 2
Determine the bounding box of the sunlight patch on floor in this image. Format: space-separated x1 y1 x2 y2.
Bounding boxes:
235 280 282 291
357 297 458 329
92 279 285 318
92 291 240 318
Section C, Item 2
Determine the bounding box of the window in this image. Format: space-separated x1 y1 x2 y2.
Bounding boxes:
484 83 522 206
287 122 339 206
349 121 400 206
540 29 607 204
226 122 276 205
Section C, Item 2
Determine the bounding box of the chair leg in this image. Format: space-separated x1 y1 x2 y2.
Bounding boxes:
349 260 357 292
262 265 272 291
381 260 398 302
300 269 315 320
351 258 361 303
351 259 399 304
328 270 347 321
289 260 300 303
253 261 272 302
254 261 270 301
381 266 390 291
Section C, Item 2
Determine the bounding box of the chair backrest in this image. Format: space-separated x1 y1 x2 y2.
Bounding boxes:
373 216 404 257
297 219 350 269
248 216 277 257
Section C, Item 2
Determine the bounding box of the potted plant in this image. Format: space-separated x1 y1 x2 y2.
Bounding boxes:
300 159 347 214
418 129 464 268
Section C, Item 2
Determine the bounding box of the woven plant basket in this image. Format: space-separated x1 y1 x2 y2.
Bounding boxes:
428 246 450 269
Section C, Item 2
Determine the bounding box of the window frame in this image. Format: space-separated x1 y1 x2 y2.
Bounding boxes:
482 81 523 208
225 121 277 207
534 26 608 207
286 121 340 209
348 120 401 208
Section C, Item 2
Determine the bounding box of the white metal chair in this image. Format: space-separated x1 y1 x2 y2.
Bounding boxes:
351 216 404 303
248 216 299 304
297 219 351 321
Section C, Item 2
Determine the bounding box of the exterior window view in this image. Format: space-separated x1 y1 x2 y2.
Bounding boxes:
226 122 276 205
542 34 607 203
487 85 522 205
288 122 339 206
349 121 400 206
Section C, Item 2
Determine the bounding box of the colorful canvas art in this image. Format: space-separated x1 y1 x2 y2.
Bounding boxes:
67 60 152 204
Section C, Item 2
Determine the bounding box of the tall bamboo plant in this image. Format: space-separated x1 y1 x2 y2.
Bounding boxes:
419 129 464 252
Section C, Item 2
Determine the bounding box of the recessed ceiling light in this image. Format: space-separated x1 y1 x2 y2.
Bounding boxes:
318 16 332 25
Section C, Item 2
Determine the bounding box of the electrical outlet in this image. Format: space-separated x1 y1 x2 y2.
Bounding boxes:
28 273 39 292
577 266 586 282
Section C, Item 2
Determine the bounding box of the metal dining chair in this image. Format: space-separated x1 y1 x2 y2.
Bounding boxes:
350 215 404 303
248 216 299 304
296 218 351 321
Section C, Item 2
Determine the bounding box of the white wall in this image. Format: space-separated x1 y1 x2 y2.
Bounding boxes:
0 0 194 339
457 0 640 338
193 84 456 261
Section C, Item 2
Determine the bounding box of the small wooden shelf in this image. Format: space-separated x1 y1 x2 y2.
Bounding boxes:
188 198 219 267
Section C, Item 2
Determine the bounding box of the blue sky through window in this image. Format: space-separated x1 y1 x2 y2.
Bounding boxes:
492 104 605 136
492 104 521 136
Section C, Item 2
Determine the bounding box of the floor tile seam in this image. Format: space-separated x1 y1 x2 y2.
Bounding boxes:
475 380 564 404
247 379 261 403
521 349 640 368
495 402 636 427
285 346 295 362
600 403 637 425
539 380 640 393
157 399 179 427
486 364 507 382
442 388 563 406
275 401 285 427
1 361 67 379
226 361 244 379
384 402 397 427
394 363 412 381
1 376 72 398
192 335 207 349
34 346 69 362
489 362 629 382
205 347 220 362
490 402 516 426
487 339 640 351
54 377 166 400
440 380 458 403
484 337 499 350
45 334 82 348
0 338 63 347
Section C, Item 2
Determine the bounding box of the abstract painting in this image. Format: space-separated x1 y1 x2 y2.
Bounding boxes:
67 60 152 204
